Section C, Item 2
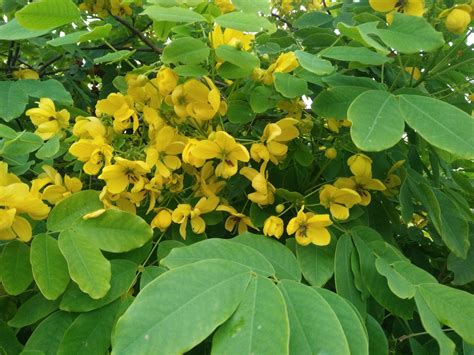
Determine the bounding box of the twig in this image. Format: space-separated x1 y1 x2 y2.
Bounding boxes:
271 13 293 29
111 15 162 54
321 0 332 15
38 54 63 75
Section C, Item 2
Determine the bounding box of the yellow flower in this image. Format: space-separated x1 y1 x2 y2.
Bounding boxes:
210 25 255 51
347 153 373 178
171 196 220 239
34 165 82 205
319 184 361 220
96 93 138 133
444 7 472 34
263 216 284 239
193 161 226 198
193 131 250 179
217 205 257 234
307 0 322 10
405 67 422 81
168 78 224 122
183 138 207 168
13 68 39 80
251 118 299 164
214 0 235 13
383 160 405 197
287 207 333 246
151 208 173 231
326 118 352 133
261 52 300 85
69 136 114 175
0 209 32 242
369 0 424 19
110 0 132 16
146 126 185 178
156 67 178 97
25 98 70 140
325 147 337 159
99 157 150 194
126 74 161 111
335 175 386 206
240 164 276 206
73 116 108 139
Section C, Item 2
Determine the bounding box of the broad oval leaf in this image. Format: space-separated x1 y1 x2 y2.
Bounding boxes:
215 45 260 71
47 190 103 232
0 240 33 295
366 315 389 355
312 86 371 119
214 12 275 32
112 259 252 354
232 232 301 281
278 280 351 355
400 95 474 159
58 230 111 299
296 240 335 287
162 37 210 65
161 238 275 277
375 258 416 299
71 209 153 253
142 6 206 23
295 50 334 75
348 90 404 151
31 234 70 300
0 81 29 122
15 0 80 30
60 259 137 312
212 276 290 355
0 19 49 40
319 46 391 66
8 293 59 328
274 73 308 98
232 0 271 14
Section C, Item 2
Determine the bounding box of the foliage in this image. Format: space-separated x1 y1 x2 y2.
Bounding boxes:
0 0 473 353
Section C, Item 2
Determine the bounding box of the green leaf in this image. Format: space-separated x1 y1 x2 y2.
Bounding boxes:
296 240 335 287
212 276 289 355
375 258 416 299
15 0 80 30
0 321 23 355
0 19 49 40
8 293 59 328
24 312 76 355
1 131 43 155
337 22 389 55
232 0 270 14
417 283 474 344
227 100 255 124
0 81 29 122
366 315 389 355
47 31 86 46
140 266 167 290
17 79 74 105
112 259 252 354
348 90 404 151
0 123 17 139
173 64 208 77
68 209 153 253
399 95 474 159
214 12 275 32
373 13 444 54
334 234 366 318
58 230 111 299
30 234 70 300
60 259 136 312
79 24 113 42
319 46 391 66
142 6 206 23
57 300 121 355
161 37 210 65
278 280 351 354
249 86 275 113
448 236 474 286
47 190 103 232
274 73 308 98
295 50 335 75
0 240 33 295
161 239 275 277
415 292 456 355
294 12 333 28
312 86 370 119
313 288 369 355
36 135 60 159
232 232 301 281
94 50 136 64
215 45 260 71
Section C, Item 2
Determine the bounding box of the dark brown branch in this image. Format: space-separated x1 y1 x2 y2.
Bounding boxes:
271 13 293 29
111 15 162 54
38 54 63 75
321 0 332 15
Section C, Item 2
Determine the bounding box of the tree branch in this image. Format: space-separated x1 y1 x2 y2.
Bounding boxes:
111 15 162 54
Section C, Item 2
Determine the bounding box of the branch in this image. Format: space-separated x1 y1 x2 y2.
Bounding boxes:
111 15 162 54
38 54 63 75
271 13 293 29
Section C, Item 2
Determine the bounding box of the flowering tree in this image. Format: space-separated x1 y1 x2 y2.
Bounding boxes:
0 0 473 353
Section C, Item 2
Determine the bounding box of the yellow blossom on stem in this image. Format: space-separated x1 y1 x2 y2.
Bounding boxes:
146 125 185 178
214 0 235 13
347 153 373 178
151 208 173 231
383 160 405 197
13 68 39 80
335 175 386 206
96 93 138 133
263 216 284 239
33 165 82 205
240 163 276 206
217 205 258 234
171 196 220 239
193 161 226 198
326 118 352 133
369 0 425 22
73 116 108 139
25 98 70 140
156 66 178 97
287 207 333 246
99 157 150 194
193 131 250 179
319 184 361 220
444 6 472 34
210 25 255 50
69 136 114 175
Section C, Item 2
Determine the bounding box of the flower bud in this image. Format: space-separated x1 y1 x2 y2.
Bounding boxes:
347 153 372 177
445 8 471 34
325 147 337 160
151 208 172 231
263 216 284 239
275 204 285 214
